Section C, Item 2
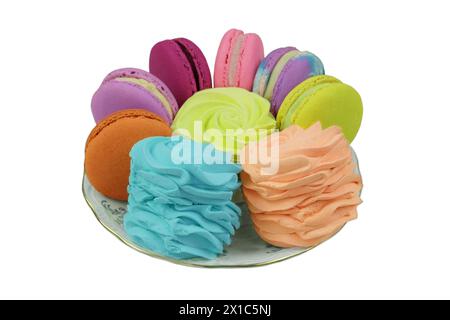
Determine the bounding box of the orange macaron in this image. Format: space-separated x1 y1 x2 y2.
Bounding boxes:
85 109 172 201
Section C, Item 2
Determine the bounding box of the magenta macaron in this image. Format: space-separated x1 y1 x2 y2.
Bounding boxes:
252 47 324 115
150 38 212 106
214 28 264 90
91 68 178 125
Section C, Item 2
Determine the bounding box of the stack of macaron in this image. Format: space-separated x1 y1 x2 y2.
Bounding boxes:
84 28 363 261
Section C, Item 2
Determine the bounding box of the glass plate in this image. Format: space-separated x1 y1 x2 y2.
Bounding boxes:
82 149 361 268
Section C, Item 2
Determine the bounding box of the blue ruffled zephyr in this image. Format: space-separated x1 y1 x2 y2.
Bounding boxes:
124 135 242 260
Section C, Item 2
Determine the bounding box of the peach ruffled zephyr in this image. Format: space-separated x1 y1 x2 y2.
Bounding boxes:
239 123 362 248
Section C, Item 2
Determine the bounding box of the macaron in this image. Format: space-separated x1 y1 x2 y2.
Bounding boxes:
84 109 172 201
91 68 178 124
214 28 264 90
277 75 363 143
253 47 324 115
150 38 212 106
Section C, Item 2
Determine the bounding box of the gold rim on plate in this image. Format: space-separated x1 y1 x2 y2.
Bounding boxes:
81 149 361 268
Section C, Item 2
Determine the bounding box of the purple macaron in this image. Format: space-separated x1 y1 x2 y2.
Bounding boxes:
252 47 325 115
91 68 178 124
150 38 212 106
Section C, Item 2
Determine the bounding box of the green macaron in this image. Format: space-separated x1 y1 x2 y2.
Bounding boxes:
276 75 363 142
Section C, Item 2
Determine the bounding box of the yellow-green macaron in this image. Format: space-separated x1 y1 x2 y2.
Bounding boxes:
276 75 363 142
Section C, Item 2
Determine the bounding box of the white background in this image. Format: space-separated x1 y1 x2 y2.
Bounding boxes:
1 0 449 300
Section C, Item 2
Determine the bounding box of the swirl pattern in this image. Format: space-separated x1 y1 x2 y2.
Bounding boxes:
124 135 242 260
172 88 276 159
240 123 362 248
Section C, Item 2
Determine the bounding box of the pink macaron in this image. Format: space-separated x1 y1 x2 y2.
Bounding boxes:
214 29 264 90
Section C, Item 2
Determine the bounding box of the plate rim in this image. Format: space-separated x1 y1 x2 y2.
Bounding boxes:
82 148 362 268
82 176 321 268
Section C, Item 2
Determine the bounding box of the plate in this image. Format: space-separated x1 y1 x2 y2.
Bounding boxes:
82 149 361 268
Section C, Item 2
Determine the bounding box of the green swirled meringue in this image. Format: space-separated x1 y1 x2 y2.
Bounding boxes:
172 88 276 159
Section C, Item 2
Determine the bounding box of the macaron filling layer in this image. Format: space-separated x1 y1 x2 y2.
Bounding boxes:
263 50 301 100
174 39 201 91
228 34 245 86
115 77 173 118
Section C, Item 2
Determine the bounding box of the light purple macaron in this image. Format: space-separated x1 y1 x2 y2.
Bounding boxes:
252 47 325 115
252 47 296 96
91 68 178 124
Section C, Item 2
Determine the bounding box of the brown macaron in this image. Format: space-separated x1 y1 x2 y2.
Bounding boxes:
85 109 172 201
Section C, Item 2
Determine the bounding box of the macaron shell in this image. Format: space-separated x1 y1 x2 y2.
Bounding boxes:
290 83 363 143
236 33 264 90
85 109 172 201
252 47 296 95
277 75 341 128
214 29 242 88
271 52 325 115
150 39 211 106
91 80 172 124
103 68 178 114
174 38 212 90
